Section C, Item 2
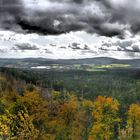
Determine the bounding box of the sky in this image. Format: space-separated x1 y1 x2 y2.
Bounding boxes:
0 0 140 59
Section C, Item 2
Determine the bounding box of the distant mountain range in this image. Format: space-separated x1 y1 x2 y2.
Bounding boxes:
0 57 140 68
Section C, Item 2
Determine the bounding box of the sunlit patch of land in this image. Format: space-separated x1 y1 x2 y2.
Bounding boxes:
33 64 131 71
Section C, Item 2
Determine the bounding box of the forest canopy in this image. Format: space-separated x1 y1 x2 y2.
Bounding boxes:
0 71 140 140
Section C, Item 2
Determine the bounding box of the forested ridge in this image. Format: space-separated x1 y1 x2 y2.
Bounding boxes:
0 70 140 140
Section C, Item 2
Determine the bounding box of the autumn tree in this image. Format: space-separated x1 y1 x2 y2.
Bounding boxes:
16 89 49 133
54 94 86 140
11 110 39 140
88 96 120 140
0 114 11 139
126 104 140 139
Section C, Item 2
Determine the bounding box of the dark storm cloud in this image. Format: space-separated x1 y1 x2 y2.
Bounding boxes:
0 0 23 31
15 43 39 50
1 0 140 37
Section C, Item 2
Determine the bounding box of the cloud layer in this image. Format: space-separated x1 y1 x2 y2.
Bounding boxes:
1 30 140 59
1 0 140 37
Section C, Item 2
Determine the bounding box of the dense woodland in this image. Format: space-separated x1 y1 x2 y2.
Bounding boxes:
0 68 140 139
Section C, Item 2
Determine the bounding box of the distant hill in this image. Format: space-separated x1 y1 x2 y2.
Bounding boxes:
0 57 140 68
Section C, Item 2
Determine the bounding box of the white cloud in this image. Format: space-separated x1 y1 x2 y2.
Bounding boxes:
1 30 140 59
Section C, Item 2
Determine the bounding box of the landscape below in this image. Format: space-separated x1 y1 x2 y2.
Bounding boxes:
0 57 140 139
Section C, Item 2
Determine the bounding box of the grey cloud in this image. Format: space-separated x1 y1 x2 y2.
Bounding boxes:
43 49 53 54
131 45 140 53
1 0 140 37
102 40 133 49
100 0 140 34
101 40 140 53
72 0 83 3
70 42 81 50
15 43 39 50
83 45 90 50
115 41 133 49
0 49 6 53
0 0 23 31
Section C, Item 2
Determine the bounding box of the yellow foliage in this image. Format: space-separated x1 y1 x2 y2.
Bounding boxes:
0 76 6 81
89 96 120 140
19 90 48 122
59 95 78 126
82 99 93 109
126 104 140 138
0 115 11 139
39 133 56 140
52 90 61 98
11 111 39 140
